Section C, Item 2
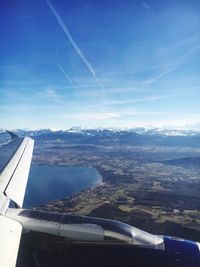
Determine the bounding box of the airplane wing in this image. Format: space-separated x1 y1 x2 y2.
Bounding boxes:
0 135 34 267
0 136 34 209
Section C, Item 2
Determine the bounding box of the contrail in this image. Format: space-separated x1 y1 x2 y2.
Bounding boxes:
46 0 105 91
57 63 75 88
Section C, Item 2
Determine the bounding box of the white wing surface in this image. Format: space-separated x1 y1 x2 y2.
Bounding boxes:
0 137 34 208
0 216 22 267
0 136 34 267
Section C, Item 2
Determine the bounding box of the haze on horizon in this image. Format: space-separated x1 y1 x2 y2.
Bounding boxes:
1 0 200 130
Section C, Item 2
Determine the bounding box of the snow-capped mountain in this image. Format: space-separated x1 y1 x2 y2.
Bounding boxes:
0 127 196 148
4 126 200 138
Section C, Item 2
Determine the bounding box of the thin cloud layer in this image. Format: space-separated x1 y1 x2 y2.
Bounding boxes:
1 0 200 129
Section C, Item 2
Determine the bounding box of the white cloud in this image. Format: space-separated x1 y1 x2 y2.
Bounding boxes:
35 87 62 103
129 114 200 128
62 112 120 121
103 95 172 106
120 110 160 116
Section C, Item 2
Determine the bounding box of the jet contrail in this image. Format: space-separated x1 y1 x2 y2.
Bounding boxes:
46 0 105 91
57 63 75 88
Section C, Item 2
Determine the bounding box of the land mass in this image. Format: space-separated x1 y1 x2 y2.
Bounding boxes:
27 129 200 241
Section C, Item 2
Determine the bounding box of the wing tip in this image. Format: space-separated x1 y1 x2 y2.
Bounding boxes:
6 131 19 140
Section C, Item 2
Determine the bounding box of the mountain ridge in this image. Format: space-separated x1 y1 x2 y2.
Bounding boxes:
7 128 200 147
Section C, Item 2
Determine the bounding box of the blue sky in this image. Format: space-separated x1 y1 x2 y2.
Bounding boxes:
1 0 200 129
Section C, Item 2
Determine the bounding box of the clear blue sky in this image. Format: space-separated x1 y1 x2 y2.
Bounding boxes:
1 0 200 129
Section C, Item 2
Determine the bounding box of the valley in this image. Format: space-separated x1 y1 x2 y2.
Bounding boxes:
28 129 200 241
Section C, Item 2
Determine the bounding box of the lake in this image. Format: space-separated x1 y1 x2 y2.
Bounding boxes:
23 165 102 208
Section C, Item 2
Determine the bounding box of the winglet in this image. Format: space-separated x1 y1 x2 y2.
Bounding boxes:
6 131 19 140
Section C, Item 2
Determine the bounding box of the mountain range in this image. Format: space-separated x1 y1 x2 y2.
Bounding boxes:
2 128 199 147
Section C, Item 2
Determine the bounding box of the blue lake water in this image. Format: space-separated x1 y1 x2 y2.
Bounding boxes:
23 165 102 208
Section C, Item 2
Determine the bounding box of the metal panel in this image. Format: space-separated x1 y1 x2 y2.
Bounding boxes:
4 138 34 207
0 138 23 174
7 209 165 247
164 236 200 267
0 215 22 267
0 138 25 192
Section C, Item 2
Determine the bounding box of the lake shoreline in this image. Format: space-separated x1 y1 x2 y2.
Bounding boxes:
24 165 103 208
